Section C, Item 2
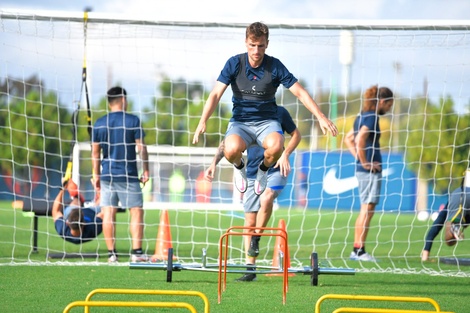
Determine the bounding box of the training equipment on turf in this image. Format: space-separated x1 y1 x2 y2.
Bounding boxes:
131 225 355 305
314 294 454 313
266 219 295 277
218 225 290 304
64 288 210 313
1 10 470 281
63 10 92 188
131 249 355 301
152 209 177 261
439 257 470 266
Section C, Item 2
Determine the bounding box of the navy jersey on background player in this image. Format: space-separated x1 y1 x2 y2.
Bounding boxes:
92 111 144 182
352 111 382 173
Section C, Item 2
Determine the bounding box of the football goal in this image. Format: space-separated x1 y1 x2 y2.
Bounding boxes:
0 9 469 278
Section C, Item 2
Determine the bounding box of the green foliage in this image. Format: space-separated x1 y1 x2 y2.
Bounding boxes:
308 87 469 193
0 76 71 176
2 74 468 196
404 97 470 192
334 114 392 155
141 77 231 147
280 84 364 151
279 85 316 149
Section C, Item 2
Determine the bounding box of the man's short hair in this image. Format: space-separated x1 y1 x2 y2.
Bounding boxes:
67 208 84 232
246 22 269 40
107 86 127 104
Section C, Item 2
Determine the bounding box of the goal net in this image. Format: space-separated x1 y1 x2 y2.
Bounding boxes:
1 9 469 277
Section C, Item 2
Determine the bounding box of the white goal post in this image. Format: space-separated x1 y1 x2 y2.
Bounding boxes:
1 9 469 278
77 143 243 211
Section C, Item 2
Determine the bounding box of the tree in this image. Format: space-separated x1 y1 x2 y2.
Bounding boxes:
142 77 230 147
404 96 470 193
0 76 72 189
275 79 332 150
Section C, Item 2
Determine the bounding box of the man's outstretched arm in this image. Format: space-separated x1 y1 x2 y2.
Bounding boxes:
52 188 65 222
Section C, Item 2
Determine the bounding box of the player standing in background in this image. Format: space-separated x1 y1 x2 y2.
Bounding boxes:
344 85 394 261
92 86 150 263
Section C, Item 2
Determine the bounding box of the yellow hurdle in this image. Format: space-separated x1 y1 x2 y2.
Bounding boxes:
315 294 454 313
63 300 197 313
80 288 209 313
332 308 454 313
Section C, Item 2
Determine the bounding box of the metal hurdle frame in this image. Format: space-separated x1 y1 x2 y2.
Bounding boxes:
315 294 454 313
332 309 454 313
63 300 197 313
80 288 209 313
218 225 289 304
130 251 355 283
130 230 355 305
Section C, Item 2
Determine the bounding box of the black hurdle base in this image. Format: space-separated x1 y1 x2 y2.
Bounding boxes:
440 257 470 266
47 252 131 260
47 252 100 259
19 198 53 253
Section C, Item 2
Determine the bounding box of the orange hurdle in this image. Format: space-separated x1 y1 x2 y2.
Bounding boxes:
218 225 289 304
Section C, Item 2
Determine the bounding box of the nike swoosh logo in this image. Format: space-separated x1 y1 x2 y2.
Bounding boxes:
323 167 394 195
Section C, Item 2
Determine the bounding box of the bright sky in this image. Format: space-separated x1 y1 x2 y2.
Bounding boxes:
2 0 470 21
1 0 470 113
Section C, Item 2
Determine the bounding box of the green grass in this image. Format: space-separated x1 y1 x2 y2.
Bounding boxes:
1 200 470 312
0 265 469 312
2 201 469 272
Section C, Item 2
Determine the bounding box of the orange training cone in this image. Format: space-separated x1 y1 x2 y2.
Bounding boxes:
266 219 295 276
151 210 177 261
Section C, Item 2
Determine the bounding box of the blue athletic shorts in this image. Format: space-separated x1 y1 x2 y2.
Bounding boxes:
356 171 382 205
225 120 282 149
100 180 143 209
243 171 287 213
